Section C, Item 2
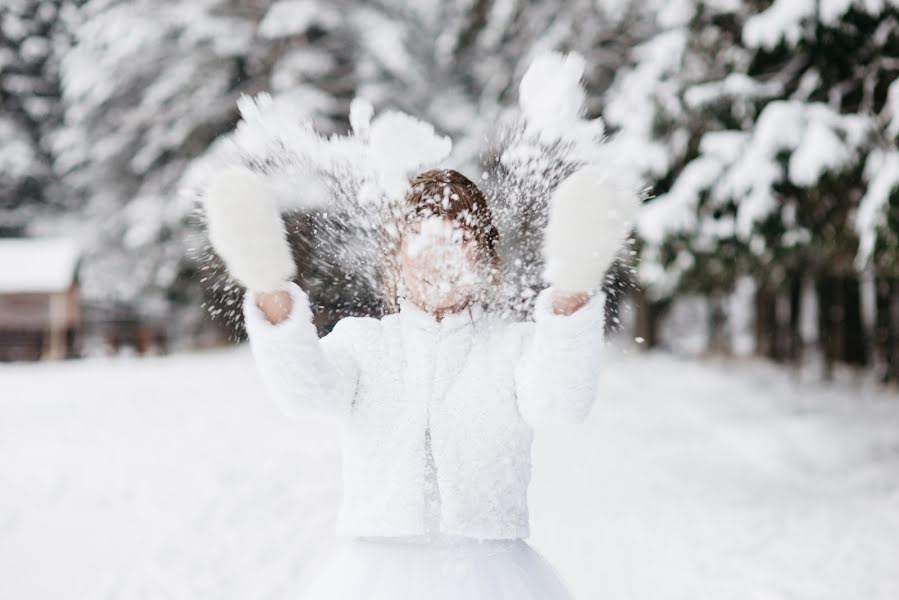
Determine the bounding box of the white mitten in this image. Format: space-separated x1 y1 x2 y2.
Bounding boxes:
202 165 296 292
542 165 641 294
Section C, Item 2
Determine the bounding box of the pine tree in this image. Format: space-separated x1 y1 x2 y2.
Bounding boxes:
51 0 360 333
606 0 899 376
0 0 66 235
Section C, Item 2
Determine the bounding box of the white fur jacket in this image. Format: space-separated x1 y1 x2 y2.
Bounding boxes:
242 282 605 540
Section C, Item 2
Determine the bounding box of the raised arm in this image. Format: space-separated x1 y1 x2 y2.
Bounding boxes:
510 156 637 425
200 165 363 419
242 281 362 419
512 287 606 427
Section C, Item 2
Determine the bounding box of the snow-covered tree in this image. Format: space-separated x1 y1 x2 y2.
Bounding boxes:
25 0 898 377
181 0 648 331
606 0 899 377
50 0 360 331
0 0 66 235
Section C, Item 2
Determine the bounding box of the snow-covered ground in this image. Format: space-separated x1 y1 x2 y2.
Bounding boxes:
1 347 897 599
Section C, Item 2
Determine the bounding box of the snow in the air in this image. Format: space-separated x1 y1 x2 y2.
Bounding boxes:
1 347 897 600
518 52 591 145
367 109 453 198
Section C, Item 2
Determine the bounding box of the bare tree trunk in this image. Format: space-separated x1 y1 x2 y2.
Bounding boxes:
775 285 792 362
860 268 877 367
634 287 660 348
817 276 838 380
754 286 778 361
874 276 891 382
891 283 899 384
787 274 803 364
843 275 868 367
708 294 729 355
797 273 819 372
878 278 899 384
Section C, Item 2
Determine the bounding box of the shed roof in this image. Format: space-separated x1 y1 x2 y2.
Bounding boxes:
0 238 81 294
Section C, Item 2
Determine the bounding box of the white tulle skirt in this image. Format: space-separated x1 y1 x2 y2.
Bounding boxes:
296 535 576 599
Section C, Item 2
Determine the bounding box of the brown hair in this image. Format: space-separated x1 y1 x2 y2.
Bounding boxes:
383 168 502 312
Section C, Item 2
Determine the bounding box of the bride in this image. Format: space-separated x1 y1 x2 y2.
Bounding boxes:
202 164 637 599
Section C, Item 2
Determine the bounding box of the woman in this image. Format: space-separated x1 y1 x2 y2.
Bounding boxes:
203 166 633 599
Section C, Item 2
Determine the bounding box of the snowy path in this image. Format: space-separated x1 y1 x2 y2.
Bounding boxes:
1 347 897 599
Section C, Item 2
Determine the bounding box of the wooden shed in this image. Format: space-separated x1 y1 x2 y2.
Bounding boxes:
0 238 82 361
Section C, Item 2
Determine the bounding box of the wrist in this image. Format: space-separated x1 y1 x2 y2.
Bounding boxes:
550 289 591 315
254 288 293 324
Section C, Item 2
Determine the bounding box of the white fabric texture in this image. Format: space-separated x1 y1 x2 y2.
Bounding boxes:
242 282 605 539
295 536 575 600
202 166 296 292
542 165 641 293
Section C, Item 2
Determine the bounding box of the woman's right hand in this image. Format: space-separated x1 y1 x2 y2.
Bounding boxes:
202 165 297 296
255 289 293 325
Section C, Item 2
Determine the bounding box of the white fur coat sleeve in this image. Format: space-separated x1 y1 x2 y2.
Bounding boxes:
512 287 606 426
242 281 362 419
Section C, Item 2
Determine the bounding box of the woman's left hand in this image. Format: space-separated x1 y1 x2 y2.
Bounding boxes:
542 165 641 296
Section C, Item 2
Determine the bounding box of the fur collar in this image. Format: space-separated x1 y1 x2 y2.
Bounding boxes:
397 296 487 333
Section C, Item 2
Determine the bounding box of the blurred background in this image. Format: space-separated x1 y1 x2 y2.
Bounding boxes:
1 1 898 599
1 0 899 379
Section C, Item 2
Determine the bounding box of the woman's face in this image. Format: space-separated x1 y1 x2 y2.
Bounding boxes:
398 216 481 311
